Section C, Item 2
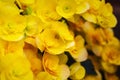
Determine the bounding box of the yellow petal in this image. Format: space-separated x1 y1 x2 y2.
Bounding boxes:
36 0 61 23
56 0 77 18
97 14 117 28
43 52 59 76
70 62 86 80
57 64 70 80
0 15 26 41
82 12 97 23
76 2 90 14
58 53 68 64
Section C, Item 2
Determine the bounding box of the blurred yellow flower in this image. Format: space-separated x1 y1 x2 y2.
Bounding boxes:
0 15 27 41
35 0 61 23
101 46 120 65
82 1 117 28
0 53 33 80
0 0 119 80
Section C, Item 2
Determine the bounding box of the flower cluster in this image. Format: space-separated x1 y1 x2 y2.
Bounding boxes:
0 0 120 80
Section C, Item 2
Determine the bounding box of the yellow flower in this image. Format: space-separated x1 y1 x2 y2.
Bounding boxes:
56 0 77 18
36 0 61 23
36 21 74 54
101 46 120 65
82 1 117 28
70 62 86 80
42 52 59 76
0 15 27 41
42 52 70 80
68 35 88 62
0 56 33 80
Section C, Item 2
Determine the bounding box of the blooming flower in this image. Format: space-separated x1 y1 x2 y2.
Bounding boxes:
0 56 33 80
82 1 117 28
0 15 27 41
35 0 61 23
36 21 74 54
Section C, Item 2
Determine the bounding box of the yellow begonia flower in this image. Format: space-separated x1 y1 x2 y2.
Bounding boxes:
68 35 88 62
42 52 70 80
43 52 59 76
0 56 33 80
36 71 55 80
35 0 61 23
0 15 27 41
0 1 19 16
56 0 77 18
82 1 117 28
101 46 120 65
36 21 74 54
24 43 43 74
101 60 117 73
25 15 44 36
70 62 86 80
